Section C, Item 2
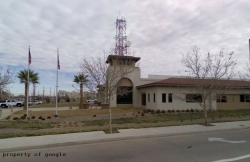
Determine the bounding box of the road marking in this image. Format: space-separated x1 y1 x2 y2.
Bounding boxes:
208 138 246 144
212 154 250 162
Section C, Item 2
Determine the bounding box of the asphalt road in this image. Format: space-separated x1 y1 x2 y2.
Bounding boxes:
1 129 250 162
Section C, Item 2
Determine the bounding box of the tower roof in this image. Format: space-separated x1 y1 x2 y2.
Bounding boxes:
106 55 140 64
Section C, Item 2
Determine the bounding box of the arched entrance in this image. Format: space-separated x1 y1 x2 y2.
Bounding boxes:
117 78 133 105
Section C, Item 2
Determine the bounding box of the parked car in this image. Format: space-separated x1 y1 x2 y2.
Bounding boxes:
29 100 39 105
0 99 24 108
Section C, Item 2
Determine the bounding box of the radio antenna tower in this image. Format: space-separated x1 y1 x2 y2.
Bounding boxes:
114 16 128 56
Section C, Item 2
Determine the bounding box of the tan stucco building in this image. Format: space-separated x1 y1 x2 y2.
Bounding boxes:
99 55 250 111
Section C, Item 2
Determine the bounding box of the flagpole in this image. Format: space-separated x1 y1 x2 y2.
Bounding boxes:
26 46 30 116
55 48 59 117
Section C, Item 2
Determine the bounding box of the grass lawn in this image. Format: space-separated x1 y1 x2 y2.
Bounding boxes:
28 102 80 108
0 121 52 130
9 107 141 118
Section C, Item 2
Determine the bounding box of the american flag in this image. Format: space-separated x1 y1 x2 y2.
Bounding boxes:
29 47 31 65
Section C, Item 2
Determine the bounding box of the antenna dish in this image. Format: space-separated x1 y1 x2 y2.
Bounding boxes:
126 41 131 47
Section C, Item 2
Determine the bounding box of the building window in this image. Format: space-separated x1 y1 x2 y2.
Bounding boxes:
116 86 132 104
168 93 172 103
240 94 250 102
216 94 227 102
162 93 166 103
186 94 202 102
117 59 132 65
148 93 150 102
153 93 155 102
142 93 146 106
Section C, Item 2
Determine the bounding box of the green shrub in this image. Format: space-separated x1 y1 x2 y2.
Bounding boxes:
168 110 171 113
190 109 194 112
47 116 51 119
38 116 43 119
171 109 175 113
181 110 185 112
93 115 96 117
161 110 165 114
151 110 155 114
176 110 180 113
141 113 145 116
13 117 19 120
45 97 50 103
41 118 45 121
65 98 70 102
156 110 161 114
186 109 190 112
31 116 35 119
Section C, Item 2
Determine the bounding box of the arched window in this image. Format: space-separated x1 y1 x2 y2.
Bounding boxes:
117 78 133 104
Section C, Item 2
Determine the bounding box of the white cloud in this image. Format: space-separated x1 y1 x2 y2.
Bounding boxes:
1 0 250 95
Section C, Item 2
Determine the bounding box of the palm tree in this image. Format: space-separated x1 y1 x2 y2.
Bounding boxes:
73 73 88 109
17 69 39 112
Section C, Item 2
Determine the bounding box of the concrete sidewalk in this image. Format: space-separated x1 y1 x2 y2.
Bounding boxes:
0 108 23 119
0 120 249 152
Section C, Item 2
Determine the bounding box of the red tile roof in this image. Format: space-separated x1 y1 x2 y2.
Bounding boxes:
136 77 250 89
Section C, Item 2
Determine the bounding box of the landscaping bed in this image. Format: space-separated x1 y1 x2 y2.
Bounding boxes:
0 108 250 139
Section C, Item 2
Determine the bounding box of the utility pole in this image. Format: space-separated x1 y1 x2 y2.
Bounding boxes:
33 84 36 104
0 86 2 100
43 86 45 101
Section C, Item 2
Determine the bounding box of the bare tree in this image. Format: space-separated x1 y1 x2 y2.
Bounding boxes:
0 67 14 99
78 52 138 133
58 90 69 100
239 61 250 81
180 46 236 126
79 54 107 94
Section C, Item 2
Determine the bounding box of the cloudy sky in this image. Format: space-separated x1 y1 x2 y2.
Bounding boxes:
1 0 250 96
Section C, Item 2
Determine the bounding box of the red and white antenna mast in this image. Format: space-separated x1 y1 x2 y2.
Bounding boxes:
114 16 128 56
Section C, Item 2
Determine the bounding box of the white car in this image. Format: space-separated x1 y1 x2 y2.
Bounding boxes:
0 99 24 108
29 100 39 105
